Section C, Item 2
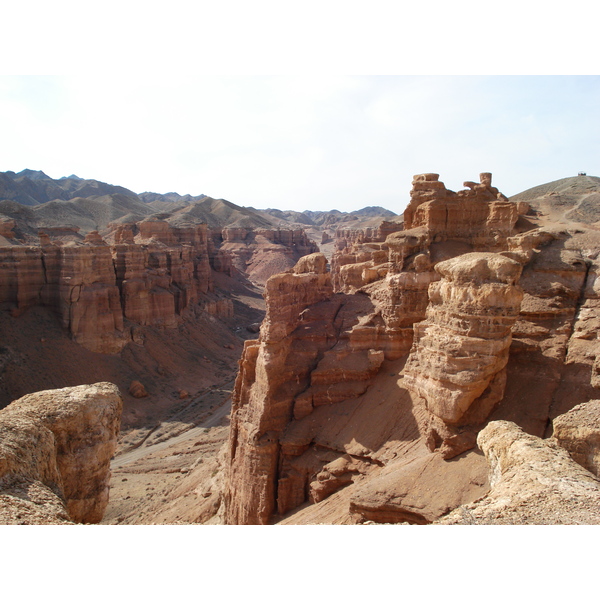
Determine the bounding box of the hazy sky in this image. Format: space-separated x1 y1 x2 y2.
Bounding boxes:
1 0 598 216
1 75 598 215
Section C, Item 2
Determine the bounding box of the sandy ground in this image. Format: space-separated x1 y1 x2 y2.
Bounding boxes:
102 385 233 524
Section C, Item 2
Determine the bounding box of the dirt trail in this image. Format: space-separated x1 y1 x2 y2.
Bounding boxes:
111 399 232 468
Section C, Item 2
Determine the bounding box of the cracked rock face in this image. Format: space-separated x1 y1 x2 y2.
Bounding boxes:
0 219 318 355
0 382 122 524
225 174 531 525
553 399 600 477
403 253 523 446
224 253 395 524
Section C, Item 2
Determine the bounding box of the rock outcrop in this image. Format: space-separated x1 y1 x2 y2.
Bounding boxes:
224 171 600 525
553 400 600 477
437 420 600 524
403 172 516 247
128 380 148 398
209 227 319 285
403 252 524 458
225 253 335 524
225 174 527 524
0 383 122 524
0 216 320 353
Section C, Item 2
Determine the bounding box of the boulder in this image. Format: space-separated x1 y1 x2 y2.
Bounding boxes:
129 380 148 398
437 421 600 524
0 383 122 524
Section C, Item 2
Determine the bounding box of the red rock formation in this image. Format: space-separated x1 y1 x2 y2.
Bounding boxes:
41 242 127 353
225 253 334 524
128 380 148 398
0 246 46 311
200 298 234 319
331 173 518 296
0 219 241 353
0 382 122 524
224 172 537 524
0 218 16 241
3 214 318 355
403 252 524 458
209 227 319 285
403 172 516 248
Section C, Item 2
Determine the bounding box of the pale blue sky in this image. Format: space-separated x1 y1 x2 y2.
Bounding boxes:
1 75 598 214
1 1 598 215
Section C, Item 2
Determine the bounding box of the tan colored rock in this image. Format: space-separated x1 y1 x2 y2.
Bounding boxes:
129 380 148 398
224 256 335 524
403 172 517 251
495 227 598 437
225 252 404 523
438 420 600 524
553 400 600 477
0 383 122 524
0 476 73 525
293 252 328 275
403 253 523 455
260 253 334 343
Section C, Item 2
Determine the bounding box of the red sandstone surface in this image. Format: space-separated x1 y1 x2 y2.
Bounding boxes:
224 173 600 525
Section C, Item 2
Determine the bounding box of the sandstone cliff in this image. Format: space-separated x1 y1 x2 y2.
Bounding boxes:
224 172 600 525
209 227 319 286
1 215 319 355
403 252 524 458
0 383 122 524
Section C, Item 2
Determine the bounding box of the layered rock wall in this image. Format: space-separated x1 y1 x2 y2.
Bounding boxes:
0 221 233 353
403 172 517 248
225 254 335 524
403 253 524 457
225 172 557 525
209 227 319 284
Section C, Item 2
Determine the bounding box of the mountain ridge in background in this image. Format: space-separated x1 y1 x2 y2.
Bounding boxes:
0 169 400 234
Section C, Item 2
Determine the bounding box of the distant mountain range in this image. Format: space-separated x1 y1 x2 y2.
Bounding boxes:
0 169 399 235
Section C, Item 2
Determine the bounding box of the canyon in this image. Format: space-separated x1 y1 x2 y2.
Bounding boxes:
2 169 600 525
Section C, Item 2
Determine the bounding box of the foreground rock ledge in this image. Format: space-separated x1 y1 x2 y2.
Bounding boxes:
437 420 600 524
553 400 600 477
0 382 122 524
